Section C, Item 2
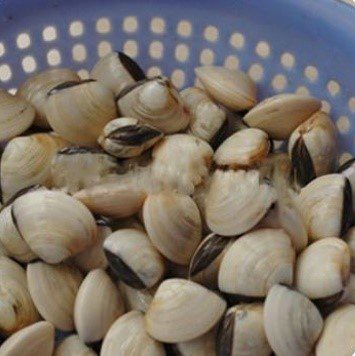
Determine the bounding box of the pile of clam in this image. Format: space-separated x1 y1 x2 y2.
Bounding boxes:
0 51 354 356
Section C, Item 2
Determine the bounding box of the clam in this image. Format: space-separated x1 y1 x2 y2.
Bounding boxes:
27 262 83 331
0 89 35 141
1 133 68 203
0 256 39 335
50 146 119 194
181 87 226 143
205 169 276 236
145 278 226 343
117 77 190 133
295 238 350 306
299 174 353 240
12 189 98 264
54 334 96 356
189 233 234 289
45 80 117 146
118 281 154 313
218 228 295 297
101 310 165 356
0 321 55 356
17 68 80 128
264 284 324 356
343 273 355 304
74 268 125 343
194 66 257 110
73 180 146 218
214 128 271 168
143 191 202 265
151 134 214 195
289 111 338 186
344 226 355 273
315 304 355 356
97 117 163 158
243 94 321 140
337 157 355 217
91 51 146 95
217 304 271 356
104 228 165 289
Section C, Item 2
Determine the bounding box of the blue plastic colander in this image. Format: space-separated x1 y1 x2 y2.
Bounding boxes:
0 0 353 158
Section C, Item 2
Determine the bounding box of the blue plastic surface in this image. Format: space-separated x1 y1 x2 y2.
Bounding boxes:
0 0 353 156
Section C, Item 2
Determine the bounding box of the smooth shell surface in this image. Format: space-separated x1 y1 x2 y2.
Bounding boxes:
344 226 355 273
54 334 96 356
118 281 153 313
176 328 217 356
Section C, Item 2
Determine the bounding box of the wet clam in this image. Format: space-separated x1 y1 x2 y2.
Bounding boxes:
180 87 226 143
344 226 355 273
0 256 40 335
264 284 324 356
74 268 125 343
1 133 68 203
104 228 165 289
295 238 350 305
0 321 55 356
205 169 276 236
0 89 35 142
45 80 117 146
315 304 355 356
50 146 119 194
218 229 295 297
151 134 213 195
54 334 96 356
289 111 338 186
145 278 226 343
118 281 154 313
188 233 234 289
17 68 80 128
299 173 353 240
143 191 202 265
194 66 257 110
91 51 146 95
12 189 98 264
217 304 271 356
337 157 355 218
97 117 163 158
117 77 190 133
243 94 321 140
214 128 271 169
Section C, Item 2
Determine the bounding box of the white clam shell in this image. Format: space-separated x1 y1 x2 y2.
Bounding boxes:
344 226 355 273
218 228 295 296
143 191 202 265
243 94 321 140
27 262 83 331
118 281 154 313
338 158 355 216
13 189 98 264
145 278 226 343
176 328 217 356
101 310 165 356
0 321 55 356
205 169 276 236
195 66 257 110
264 284 324 356
74 268 125 343
54 334 96 356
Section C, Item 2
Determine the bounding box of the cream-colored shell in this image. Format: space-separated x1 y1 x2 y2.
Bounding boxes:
1 133 68 203
17 68 80 128
151 134 213 195
206 170 276 236
118 281 153 313
264 284 324 356
218 229 295 296
54 334 96 356
101 310 165 356
143 191 202 265
45 80 117 146
145 278 226 343
176 328 217 356
27 262 83 331
315 304 355 356
243 94 321 140
0 89 35 141
295 238 350 299
343 274 355 304
195 66 257 110
74 269 125 343
13 189 98 264
0 321 55 356
344 226 355 273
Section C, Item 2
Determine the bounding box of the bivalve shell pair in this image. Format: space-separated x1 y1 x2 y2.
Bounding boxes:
54 334 96 356
45 80 117 146
117 77 190 133
243 93 321 140
145 278 226 343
